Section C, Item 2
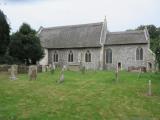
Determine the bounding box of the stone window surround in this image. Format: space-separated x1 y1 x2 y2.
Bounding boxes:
105 48 112 64
85 50 91 62
68 51 74 62
136 47 143 61
53 51 58 63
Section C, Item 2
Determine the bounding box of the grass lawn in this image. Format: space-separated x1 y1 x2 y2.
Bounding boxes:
0 70 160 120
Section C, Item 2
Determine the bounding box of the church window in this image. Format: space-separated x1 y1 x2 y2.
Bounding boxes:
136 47 143 60
85 50 91 62
68 51 73 62
53 51 58 62
106 48 112 63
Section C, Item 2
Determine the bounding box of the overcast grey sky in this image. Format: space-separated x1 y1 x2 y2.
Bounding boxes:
0 0 160 32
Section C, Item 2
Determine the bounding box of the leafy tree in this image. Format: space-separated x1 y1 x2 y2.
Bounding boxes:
137 25 158 39
155 47 160 70
9 23 44 65
0 10 10 57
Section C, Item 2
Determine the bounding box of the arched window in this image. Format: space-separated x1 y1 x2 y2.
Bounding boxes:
53 51 58 62
136 47 143 60
68 51 73 62
106 48 112 63
85 50 91 62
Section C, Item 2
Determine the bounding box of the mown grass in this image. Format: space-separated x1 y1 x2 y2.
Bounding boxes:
0 70 160 120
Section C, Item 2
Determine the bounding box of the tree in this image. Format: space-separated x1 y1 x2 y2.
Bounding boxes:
0 10 10 56
155 47 160 70
9 23 44 65
137 25 158 39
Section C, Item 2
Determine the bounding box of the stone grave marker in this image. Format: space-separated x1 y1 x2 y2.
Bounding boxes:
57 66 66 83
148 80 152 96
115 65 119 82
9 65 18 80
50 64 56 74
42 65 47 72
28 65 37 80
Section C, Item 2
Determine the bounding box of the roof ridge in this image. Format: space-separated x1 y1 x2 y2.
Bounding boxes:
43 22 103 30
110 30 144 34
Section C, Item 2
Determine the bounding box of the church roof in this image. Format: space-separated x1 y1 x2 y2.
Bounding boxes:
39 22 103 49
105 30 148 45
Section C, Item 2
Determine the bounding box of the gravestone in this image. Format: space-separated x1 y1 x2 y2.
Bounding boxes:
48 64 52 71
52 64 56 70
62 65 67 71
28 65 37 80
42 65 47 72
57 66 65 83
148 80 152 96
115 65 119 82
80 66 85 74
58 70 64 83
50 64 56 74
9 65 18 80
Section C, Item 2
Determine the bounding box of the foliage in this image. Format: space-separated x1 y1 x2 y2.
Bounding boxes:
155 47 160 70
0 10 10 60
0 71 160 119
136 25 159 39
9 23 44 65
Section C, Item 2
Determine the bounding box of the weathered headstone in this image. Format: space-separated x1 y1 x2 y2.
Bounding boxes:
46 65 49 72
62 65 67 71
137 67 142 80
57 66 65 83
28 65 37 80
50 64 55 74
9 65 18 80
115 65 119 82
48 64 52 72
42 65 47 72
58 71 64 83
52 64 56 70
80 66 85 74
148 80 152 96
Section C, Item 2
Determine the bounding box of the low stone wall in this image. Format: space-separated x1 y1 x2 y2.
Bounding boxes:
128 66 147 72
0 65 42 74
67 64 80 71
0 65 11 72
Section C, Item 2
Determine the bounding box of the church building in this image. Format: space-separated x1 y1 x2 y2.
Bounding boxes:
38 18 155 71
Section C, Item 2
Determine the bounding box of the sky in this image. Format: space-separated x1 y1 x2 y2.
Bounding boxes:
0 0 160 32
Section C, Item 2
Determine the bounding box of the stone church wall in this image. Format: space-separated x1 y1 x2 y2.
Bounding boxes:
104 44 154 71
48 48 101 70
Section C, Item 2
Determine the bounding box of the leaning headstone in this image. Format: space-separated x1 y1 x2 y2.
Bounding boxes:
115 65 119 82
148 80 152 96
9 65 18 80
62 65 67 71
57 68 65 83
46 65 49 72
50 64 56 74
137 68 142 80
48 64 52 72
80 66 85 74
28 65 37 80
42 65 47 72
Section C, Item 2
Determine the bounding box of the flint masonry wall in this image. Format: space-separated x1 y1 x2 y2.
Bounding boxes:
48 48 101 70
104 44 155 70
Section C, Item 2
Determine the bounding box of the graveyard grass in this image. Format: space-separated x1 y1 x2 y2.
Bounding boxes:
0 70 160 120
